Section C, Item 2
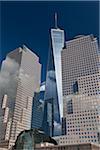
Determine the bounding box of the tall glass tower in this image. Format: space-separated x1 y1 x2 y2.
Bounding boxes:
51 28 64 118
44 14 65 136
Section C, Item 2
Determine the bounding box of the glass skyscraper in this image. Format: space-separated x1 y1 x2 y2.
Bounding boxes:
31 83 45 130
31 92 44 130
42 98 54 137
44 17 65 136
31 82 54 137
51 28 65 118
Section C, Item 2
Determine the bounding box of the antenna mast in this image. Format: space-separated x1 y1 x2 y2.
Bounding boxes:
55 12 58 29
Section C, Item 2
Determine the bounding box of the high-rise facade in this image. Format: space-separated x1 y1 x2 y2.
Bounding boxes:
54 35 100 145
42 98 54 137
31 83 45 130
44 22 65 136
31 92 44 130
31 82 54 137
51 28 65 118
0 45 41 149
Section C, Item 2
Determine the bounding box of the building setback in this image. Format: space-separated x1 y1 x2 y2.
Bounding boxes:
54 35 100 145
0 45 41 149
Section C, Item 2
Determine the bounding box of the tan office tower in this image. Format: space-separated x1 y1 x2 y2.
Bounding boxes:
0 45 41 149
54 35 100 145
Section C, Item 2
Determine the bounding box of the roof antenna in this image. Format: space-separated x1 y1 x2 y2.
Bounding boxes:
55 12 58 29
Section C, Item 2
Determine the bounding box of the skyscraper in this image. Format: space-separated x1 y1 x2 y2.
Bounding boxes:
0 45 41 149
42 98 54 137
51 27 65 118
31 82 54 137
54 35 100 145
31 92 44 130
31 83 45 130
44 14 65 136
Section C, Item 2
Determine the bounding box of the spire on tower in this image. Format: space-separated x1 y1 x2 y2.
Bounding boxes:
55 12 58 29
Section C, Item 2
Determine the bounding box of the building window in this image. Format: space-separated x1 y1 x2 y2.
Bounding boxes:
67 99 73 114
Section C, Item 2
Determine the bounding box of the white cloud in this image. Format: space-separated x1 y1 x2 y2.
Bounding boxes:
0 57 19 99
47 70 56 80
40 82 45 91
54 121 61 135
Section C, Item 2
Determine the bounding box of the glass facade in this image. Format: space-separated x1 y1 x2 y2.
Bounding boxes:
51 29 64 118
45 46 60 123
31 92 44 130
42 98 54 137
44 28 64 136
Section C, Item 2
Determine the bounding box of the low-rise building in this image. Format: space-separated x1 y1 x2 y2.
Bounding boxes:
35 143 100 150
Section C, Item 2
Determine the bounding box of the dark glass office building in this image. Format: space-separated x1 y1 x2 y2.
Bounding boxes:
31 89 54 137
42 98 54 137
31 92 44 129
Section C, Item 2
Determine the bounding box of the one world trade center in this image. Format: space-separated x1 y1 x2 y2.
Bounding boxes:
44 14 65 136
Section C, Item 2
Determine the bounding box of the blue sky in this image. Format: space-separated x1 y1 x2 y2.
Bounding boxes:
1 1 99 81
